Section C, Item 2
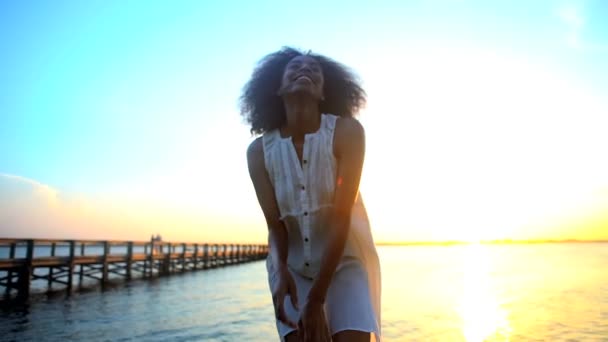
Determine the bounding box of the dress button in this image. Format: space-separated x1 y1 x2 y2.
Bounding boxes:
304 212 308 216
301 185 305 190
304 237 309 242
305 262 310 267
303 160 307 164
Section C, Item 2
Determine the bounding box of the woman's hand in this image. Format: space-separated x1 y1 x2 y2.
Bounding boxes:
298 299 331 342
271 265 299 328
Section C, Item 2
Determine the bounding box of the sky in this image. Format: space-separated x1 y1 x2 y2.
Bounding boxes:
1 0 607 243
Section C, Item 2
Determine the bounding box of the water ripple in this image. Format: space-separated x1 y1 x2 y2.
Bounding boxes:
1 244 607 341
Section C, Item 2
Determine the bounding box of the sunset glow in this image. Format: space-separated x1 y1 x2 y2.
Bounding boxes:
1 1 607 243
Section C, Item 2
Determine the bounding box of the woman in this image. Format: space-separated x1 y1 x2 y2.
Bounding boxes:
241 47 381 342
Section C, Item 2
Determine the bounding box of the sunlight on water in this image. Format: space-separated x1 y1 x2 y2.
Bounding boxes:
458 243 511 342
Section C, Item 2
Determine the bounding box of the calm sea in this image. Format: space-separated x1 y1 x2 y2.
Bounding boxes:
1 243 607 341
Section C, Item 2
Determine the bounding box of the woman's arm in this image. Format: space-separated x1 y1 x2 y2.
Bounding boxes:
308 117 366 303
247 137 288 269
247 137 299 327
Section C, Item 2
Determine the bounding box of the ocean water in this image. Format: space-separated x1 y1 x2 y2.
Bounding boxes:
1 243 607 341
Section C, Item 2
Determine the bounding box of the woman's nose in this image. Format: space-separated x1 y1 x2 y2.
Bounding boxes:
298 64 312 73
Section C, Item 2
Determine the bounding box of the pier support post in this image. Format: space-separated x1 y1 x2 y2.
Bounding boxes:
126 242 133 280
144 241 150 277
162 250 170 276
79 243 85 287
67 240 75 294
102 241 109 286
203 244 209 269
16 240 34 301
193 243 199 270
48 242 56 289
5 242 16 299
181 243 186 272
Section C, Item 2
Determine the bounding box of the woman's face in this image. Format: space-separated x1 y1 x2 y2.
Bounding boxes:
278 55 324 101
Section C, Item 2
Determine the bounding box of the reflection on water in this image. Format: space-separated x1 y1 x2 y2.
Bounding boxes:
378 243 607 341
458 243 510 341
1 244 607 341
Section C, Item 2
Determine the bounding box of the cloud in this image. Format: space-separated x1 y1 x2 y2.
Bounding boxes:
1 173 60 204
1 174 64 236
0 173 265 243
0 173 110 239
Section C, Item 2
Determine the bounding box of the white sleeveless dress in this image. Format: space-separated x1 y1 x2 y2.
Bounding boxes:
263 113 381 341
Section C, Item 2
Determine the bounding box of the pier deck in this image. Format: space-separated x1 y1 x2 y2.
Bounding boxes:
0 238 268 301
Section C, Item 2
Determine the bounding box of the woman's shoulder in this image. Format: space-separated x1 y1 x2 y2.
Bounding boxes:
334 116 364 139
332 116 365 157
323 113 363 131
247 130 281 159
247 136 264 160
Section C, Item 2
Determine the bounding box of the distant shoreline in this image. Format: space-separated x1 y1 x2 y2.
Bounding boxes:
376 239 608 246
1 238 606 247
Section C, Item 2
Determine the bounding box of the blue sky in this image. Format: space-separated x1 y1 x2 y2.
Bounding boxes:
1 0 607 242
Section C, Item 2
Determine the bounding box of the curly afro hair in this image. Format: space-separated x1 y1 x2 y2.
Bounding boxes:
240 47 366 135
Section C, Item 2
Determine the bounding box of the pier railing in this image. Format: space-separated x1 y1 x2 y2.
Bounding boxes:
0 238 268 301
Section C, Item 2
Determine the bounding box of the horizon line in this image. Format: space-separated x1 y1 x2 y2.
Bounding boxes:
2 237 607 246
376 239 608 246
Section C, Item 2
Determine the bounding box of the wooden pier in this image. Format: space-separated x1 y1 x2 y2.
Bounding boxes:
0 238 268 302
